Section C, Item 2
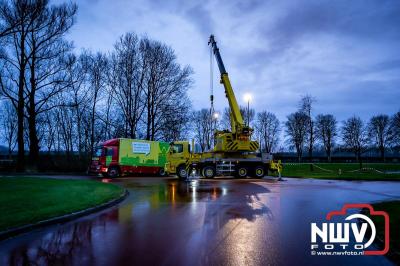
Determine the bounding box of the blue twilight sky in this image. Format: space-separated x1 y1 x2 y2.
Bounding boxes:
58 0 400 123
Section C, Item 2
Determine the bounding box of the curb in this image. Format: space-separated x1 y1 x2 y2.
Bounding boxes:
0 189 129 241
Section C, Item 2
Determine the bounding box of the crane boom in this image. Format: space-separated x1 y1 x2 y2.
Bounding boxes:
164 35 283 180
208 35 244 133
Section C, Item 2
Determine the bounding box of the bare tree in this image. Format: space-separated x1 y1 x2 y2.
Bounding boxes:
1 11 195 171
0 100 17 157
391 111 400 148
0 3 16 37
285 112 308 162
367 114 391 162
315 114 337 162
64 54 89 157
41 108 56 152
299 95 315 162
160 97 191 142
108 33 192 141
0 0 76 170
255 111 280 153
221 107 231 130
342 116 368 164
141 37 192 140
84 51 108 156
240 105 255 128
221 106 255 130
101 83 115 141
0 0 45 171
53 99 75 158
24 2 76 164
193 109 213 152
109 33 144 138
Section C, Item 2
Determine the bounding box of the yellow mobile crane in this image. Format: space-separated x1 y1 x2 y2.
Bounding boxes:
165 35 282 179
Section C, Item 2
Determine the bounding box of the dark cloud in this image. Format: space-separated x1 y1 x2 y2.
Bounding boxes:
142 0 214 37
234 0 400 69
264 1 400 47
184 4 214 37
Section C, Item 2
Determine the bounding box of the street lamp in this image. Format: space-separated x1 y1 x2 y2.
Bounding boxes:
213 112 220 120
243 93 252 126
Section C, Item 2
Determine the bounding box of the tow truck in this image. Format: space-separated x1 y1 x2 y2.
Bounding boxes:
165 35 282 179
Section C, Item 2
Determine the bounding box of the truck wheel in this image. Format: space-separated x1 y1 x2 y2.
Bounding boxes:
254 166 265 178
177 166 188 180
108 166 120 178
202 166 216 179
236 167 248 178
159 168 167 177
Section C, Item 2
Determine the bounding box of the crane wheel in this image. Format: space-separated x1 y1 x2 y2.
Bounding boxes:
254 166 265 178
202 166 216 179
236 167 248 178
177 165 188 180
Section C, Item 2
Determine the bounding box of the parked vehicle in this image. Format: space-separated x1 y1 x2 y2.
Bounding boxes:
88 138 169 178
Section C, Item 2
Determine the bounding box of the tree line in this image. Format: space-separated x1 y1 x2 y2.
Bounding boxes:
285 95 400 163
1 1 399 173
0 0 192 171
192 94 400 164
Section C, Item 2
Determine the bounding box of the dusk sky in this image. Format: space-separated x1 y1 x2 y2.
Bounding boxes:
59 0 400 123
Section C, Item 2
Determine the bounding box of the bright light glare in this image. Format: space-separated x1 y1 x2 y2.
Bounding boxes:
213 112 220 119
243 93 252 103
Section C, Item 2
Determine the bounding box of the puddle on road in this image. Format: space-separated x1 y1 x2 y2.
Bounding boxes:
123 179 228 203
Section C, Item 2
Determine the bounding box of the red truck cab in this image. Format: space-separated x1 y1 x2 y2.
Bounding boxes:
88 139 119 177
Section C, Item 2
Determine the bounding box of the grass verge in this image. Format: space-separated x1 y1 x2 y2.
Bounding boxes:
281 163 400 180
370 201 400 263
0 177 124 232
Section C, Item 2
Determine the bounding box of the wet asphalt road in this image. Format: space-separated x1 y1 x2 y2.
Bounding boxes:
0 176 399 266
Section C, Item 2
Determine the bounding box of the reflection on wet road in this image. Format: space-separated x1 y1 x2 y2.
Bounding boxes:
0 177 399 265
